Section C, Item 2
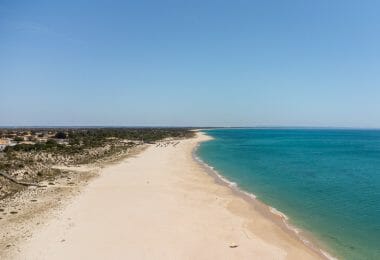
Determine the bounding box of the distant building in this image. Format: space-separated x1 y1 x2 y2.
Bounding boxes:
19 141 36 145
54 139 69 145
37 137 48 143
0 139 10 151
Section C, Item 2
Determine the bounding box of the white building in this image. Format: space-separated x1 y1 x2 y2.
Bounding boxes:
0 139 10 151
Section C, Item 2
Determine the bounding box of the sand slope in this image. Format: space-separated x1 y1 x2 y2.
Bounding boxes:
12 133 323 259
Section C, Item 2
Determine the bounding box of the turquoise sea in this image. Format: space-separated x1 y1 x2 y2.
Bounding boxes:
196 129 380 260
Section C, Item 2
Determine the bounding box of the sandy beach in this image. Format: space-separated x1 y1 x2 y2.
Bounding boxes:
7 132 325 259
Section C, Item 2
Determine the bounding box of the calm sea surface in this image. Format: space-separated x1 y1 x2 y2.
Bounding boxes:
197 129 380 259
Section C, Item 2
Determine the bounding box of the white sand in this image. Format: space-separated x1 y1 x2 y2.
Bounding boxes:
12 132 324 259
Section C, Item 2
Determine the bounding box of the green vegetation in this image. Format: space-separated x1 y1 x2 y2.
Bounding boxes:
0 128 194 199
14 137 23 142
54 132 67 139
3 128 193 155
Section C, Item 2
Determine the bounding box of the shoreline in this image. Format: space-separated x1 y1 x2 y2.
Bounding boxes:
193 132 336 259
7 132 328 259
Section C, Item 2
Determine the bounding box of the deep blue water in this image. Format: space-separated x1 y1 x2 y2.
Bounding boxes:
197 129 380 260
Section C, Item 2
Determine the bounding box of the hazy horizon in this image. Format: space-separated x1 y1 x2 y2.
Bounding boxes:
1 125 380 130
2 1 380 128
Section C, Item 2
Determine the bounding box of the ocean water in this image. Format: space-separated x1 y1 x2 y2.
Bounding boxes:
196 129 380 260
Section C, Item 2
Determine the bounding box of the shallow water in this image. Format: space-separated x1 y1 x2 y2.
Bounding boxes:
197 129 380 260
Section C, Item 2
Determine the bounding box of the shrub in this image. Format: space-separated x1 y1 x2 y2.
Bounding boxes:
55 132 67 139
14 137 24 142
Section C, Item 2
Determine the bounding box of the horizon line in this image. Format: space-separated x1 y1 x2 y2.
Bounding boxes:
1 125 380 130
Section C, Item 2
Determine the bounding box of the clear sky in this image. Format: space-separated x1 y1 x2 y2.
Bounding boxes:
1 0 380 127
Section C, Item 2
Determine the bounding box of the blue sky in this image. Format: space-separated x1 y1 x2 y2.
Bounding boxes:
1 0 380 127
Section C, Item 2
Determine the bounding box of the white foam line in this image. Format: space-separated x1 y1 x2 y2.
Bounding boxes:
321 250 339 260
270 207 289 221
194 156 239 189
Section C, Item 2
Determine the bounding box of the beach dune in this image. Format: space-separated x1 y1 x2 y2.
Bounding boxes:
12 132 323 259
